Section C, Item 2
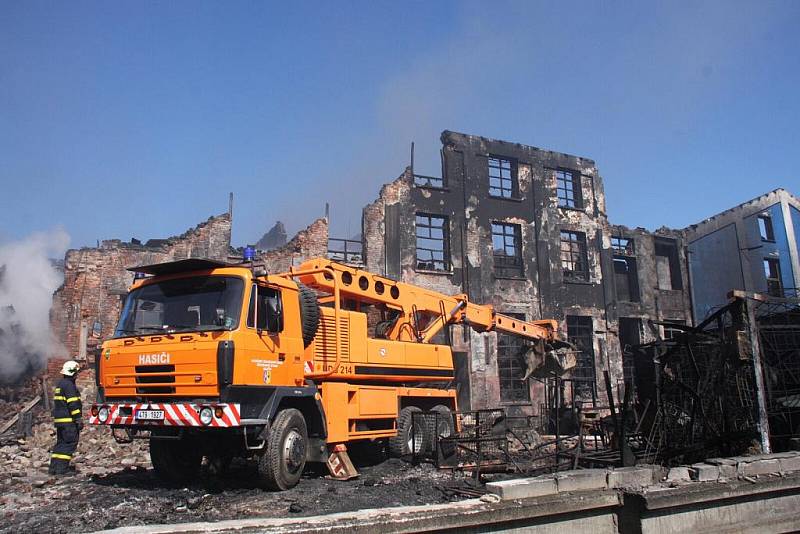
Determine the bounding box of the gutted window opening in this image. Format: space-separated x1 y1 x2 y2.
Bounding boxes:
618 318 641 389
560 230 589 281
327 238 363 265
498 312 530 403
414 174 444 189
415 213 450 272
492 222 523 278
556 169 582 208
613 255 640 302
764 258 784 297
654 238 683 290
567 315 596 397
611 236 635 256
758 214 775 242
488 156 516 198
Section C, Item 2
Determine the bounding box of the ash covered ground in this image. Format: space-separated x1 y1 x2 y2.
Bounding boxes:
1 410 470 533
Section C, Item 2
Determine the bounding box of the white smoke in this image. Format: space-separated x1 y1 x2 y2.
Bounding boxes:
0 229 70 383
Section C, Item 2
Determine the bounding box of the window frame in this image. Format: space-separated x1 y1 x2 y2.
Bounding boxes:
497 312 531 404
492 221 524 278
487 155 518 199
566 315 596 397
654 238 683 290
555 169 582 209
415 213 450 272
613 255 640 302
560 230 589 282
611 236 635 256
757 214 776 242
246 283 284 334
763 258 784 297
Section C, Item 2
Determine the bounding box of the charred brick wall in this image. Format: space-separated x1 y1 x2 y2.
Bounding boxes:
256 218 328 273
362 130 693 414
50 214 233 374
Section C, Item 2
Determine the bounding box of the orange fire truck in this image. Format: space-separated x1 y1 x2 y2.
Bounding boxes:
89 257 560 489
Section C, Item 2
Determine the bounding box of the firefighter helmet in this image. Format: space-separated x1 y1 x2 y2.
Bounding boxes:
61 360 80 377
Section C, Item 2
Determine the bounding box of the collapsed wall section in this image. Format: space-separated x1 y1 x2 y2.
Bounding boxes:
256 218 329 273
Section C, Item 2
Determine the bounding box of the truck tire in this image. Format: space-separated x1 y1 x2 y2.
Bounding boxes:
258 408 308 490
150 437 201 485
389 406 424 457
431 404 456 440
297 283 320 347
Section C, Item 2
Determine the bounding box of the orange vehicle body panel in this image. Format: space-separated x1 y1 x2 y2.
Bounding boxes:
319 382 457 443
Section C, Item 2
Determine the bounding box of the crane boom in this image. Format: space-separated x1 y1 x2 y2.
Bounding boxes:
283 258 558 344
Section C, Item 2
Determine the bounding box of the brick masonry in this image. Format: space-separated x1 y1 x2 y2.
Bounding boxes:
48 213 328 377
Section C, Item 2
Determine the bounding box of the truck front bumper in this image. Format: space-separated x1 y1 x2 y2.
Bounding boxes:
88 402 242 428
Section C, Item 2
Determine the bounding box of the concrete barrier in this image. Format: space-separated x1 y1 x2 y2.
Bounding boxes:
93 453 800 534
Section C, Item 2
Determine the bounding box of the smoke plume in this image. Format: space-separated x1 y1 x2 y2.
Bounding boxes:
0 229 70 384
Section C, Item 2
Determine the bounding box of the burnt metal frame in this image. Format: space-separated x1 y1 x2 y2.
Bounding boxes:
560 230 589 281
488 156 516 198
415 213 450 272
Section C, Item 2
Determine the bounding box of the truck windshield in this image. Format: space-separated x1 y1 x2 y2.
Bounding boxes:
114 276 244 337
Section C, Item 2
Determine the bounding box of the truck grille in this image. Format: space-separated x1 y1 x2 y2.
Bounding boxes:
134 365 176 394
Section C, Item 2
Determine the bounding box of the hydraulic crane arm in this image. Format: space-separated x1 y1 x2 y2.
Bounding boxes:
281 258 558 344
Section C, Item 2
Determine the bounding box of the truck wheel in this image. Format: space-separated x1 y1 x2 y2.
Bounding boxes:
389 406 424 457
297 283 320 347
258 408 308 490
150 437 201 485
431 405 456 440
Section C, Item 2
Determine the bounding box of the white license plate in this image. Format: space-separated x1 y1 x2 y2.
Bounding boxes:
135 409 164 421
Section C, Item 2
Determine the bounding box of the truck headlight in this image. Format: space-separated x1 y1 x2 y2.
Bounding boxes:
199 407 213 425
98 406 110 423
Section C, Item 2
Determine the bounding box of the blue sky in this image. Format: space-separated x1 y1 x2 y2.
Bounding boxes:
1 1 798 251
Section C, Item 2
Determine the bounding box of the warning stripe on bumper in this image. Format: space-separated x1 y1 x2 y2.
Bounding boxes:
88 403 241 427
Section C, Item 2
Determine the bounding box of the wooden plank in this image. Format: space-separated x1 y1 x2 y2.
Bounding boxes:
0 395 41 435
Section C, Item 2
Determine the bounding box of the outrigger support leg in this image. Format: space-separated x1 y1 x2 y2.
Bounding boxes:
326 443 359 480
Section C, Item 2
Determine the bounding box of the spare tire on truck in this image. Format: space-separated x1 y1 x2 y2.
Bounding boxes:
297 282 320 347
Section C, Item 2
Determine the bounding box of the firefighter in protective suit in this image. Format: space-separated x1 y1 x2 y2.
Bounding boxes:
49 360 83 475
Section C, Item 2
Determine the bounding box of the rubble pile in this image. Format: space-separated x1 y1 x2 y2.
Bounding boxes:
0 379 41 431
0 379 466 533
0 379 150 476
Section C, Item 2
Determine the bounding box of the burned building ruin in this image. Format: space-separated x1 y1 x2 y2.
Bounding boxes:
360 131 694 414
